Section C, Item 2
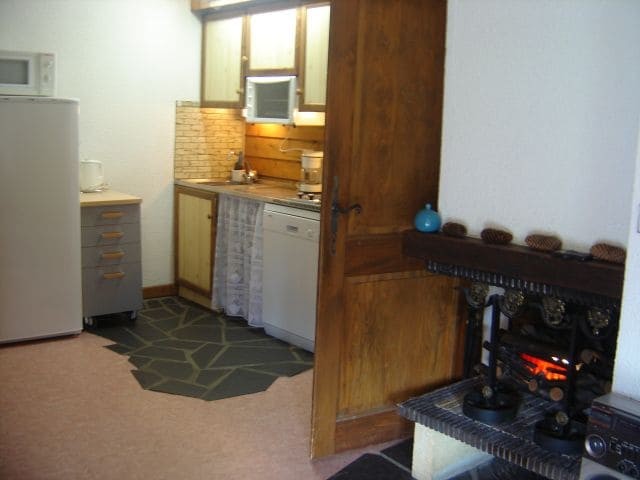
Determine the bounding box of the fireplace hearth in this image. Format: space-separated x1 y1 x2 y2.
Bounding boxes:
401 231 624 478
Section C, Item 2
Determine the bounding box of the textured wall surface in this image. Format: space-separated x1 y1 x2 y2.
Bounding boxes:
439 0 640 252
174 103 245 179
614 124 640 400
0 0 201 287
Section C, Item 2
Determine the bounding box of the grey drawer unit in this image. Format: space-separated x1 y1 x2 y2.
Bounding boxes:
81 243 142 268
81 263 143 317
81 199 142 323
81 204 140 226
81 223 141 247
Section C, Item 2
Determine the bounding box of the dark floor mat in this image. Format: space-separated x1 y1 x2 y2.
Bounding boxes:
86 296 313 401
327 454 414 480
448 457 548 480
380 437 413 470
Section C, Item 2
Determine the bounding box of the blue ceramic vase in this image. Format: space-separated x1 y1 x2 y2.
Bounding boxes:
414 203 441 233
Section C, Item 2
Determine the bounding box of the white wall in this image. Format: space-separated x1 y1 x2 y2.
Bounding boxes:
439 0 640 251
440 0 640 400
0 0 201 287
614 124 640 398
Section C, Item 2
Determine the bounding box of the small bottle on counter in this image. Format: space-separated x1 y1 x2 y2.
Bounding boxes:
234 151 244 170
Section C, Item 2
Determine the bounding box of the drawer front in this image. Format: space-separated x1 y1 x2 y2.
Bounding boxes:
82 243 141 268
81 204 140 227
82 263 143 317
81 223 140 247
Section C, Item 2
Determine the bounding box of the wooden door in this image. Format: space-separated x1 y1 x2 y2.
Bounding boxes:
311 0 464 458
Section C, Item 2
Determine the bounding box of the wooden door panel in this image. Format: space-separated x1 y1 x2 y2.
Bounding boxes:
338 273 462 416
348 1 446 235
345 234 425 276
311 0 451 458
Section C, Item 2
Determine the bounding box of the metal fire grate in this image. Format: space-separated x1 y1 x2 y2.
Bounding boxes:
398 377 582 480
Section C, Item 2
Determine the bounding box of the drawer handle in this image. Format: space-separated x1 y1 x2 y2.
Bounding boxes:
101 231 124 239
101 250 125 260
101 211 124 219
103 271 125 280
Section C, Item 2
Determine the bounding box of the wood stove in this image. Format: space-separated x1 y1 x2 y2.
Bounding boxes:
400 231 624 479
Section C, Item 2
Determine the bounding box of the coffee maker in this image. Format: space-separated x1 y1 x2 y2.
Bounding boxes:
298 150 323 199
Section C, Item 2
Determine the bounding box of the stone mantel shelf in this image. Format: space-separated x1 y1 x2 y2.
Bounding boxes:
402 231 624 301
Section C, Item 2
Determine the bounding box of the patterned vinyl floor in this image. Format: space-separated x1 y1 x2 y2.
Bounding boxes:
86 296 314 401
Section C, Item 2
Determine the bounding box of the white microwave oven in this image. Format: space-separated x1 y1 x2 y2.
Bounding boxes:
0 50 55 96
245 75 297 124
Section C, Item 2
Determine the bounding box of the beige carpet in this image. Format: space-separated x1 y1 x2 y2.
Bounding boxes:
0 332 391 480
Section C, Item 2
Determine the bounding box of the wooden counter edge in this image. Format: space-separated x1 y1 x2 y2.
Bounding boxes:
80 190 142 207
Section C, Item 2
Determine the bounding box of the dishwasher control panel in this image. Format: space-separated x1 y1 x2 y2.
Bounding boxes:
264 203 320 242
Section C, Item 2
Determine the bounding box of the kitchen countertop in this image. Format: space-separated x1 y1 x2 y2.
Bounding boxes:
80 190 142 206
174 178 321 213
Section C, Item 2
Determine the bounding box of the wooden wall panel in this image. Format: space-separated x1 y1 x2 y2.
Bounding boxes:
337 274 463 416
244 123 324 181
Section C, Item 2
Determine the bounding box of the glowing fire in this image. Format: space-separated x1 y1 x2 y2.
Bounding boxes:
521 353 567 381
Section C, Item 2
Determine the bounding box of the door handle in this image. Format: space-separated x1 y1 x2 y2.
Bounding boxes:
330 176 362 255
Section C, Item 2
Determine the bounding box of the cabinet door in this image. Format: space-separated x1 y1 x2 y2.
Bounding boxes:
202 15 245 107
177 190 216 296
299 3 330 111
247 8 298 74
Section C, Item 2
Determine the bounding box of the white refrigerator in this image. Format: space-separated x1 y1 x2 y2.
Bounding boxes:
0 96 82 343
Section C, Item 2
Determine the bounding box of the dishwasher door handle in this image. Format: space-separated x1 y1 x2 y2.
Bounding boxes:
286 224 299 233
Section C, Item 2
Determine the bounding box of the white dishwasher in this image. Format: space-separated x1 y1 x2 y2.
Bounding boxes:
262 203 320 352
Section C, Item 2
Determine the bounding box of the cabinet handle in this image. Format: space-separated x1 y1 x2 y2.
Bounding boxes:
241 55 248 62
101 250 125 260
101 211 124 219
103 271 125 280
101 231 124 239
236 88 245 95
207 214 212 219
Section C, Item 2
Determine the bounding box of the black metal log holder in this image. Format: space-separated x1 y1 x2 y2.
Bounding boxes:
532 314 586 455
461 286 589 454
462 293 520 425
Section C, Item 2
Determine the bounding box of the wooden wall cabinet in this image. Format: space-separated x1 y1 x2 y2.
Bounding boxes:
202 14 246 107
299 3 330 110
201 3 329 111
247 8 298 75
175 186 218 308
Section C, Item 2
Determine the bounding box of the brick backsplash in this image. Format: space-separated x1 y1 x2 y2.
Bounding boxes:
174 102 245 179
